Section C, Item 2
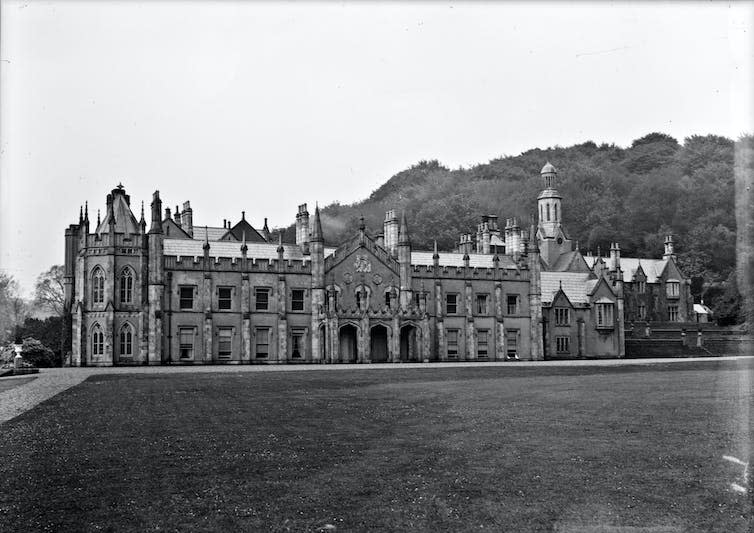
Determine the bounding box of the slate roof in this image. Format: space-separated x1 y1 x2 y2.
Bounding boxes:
164 239 336 260
583 256 668 283
550 250 590 272
411 251 518 269
693 303 712 315
196 227 230 241
96 189 140 235
540 271 593 305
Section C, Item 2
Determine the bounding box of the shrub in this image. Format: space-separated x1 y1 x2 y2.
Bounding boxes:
21 337 57 368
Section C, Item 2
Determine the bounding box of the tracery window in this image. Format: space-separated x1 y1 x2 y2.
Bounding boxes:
119 323 134 357
92 267 105 304
120 268 134 304
91 324 104 356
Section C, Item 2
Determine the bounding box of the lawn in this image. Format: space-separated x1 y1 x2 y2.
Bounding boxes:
1 360 752 532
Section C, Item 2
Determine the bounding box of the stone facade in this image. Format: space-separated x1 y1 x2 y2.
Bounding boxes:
64 164 693 365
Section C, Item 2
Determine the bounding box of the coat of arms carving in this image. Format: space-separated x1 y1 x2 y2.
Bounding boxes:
354 255 372 273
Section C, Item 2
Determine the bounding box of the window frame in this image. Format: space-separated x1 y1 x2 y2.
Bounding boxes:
638 304 646 320
91 324 104 356
554 307 570 326
505 329 519 358
556 335 570 354
446 329 459 357
119 323 134 357
291 329 305 359
179 286 195 310
666 281 680 299
119 268 134 305
91 267 105 305
506 294 520 315
595 302 615 329
475 294 489 315
178 327 194 360
218 286 233 310
477 329 489 357
668 304 679 322
446 293 458 315
255 327 270 359
291 289 305 311
217 327 233 359
255 287 271 311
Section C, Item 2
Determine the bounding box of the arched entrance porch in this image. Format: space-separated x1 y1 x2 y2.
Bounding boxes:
339 324 358 363
400 324 419 362
370 324 389 363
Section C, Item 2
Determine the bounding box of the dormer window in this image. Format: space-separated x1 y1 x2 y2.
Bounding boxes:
666 281 680 299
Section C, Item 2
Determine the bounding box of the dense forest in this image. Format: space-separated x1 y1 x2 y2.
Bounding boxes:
307 133 752 325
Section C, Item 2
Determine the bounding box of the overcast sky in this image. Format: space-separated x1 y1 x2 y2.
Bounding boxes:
1 1 752 296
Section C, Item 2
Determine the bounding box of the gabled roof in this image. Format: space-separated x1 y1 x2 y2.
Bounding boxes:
583 256 668 283
550 250 591 272
95 186 140 235
223 217 267 243
162 218 192 239
541 271 594 305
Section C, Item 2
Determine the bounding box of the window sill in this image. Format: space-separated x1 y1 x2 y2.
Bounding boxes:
596 325 615 331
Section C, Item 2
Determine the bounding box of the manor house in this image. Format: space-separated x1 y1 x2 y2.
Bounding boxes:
63 163 693 365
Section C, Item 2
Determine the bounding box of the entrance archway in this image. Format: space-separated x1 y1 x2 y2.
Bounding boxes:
400 325 418 362
370 325 389 363
339 324 358 363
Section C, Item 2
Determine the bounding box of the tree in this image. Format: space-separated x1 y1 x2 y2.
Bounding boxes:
0 272 29 344
34 265 65 317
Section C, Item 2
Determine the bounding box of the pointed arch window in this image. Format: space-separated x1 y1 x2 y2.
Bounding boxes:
119 323 134 356
554 203 558 221
92 267 105 304
91 324 104 356
120 268 134 304
546 204 551 221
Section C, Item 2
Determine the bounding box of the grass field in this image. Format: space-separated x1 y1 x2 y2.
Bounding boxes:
1 360 752 532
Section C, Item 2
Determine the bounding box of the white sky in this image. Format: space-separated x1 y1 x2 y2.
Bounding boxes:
1 1 752 296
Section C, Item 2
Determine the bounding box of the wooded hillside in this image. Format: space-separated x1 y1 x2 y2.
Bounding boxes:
312 133 752 325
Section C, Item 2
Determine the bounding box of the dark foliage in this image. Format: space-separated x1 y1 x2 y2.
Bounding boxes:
317 133 749 324
19 337 57 368
16 316 64 366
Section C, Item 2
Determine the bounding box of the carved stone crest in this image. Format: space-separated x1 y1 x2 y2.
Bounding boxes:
354 255 372 273
343 272 353 284
372 273 383 285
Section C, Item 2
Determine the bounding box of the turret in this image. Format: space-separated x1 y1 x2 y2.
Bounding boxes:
383 209 399 257
663 235 675 260
609 242 621 272
537 162 563 237
310 205 325 289
180 201 193 237
295 204 310 252
149 191 163 234
398 212 412 309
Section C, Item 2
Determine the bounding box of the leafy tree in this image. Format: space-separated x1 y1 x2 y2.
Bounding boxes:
34 265 65 316
0 272 29 344
316 132 742 323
